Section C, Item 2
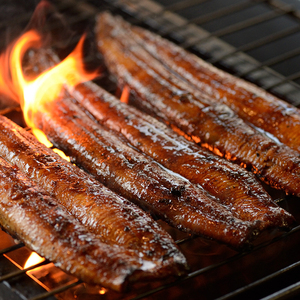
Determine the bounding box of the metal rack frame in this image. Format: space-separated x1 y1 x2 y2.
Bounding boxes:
2 0 300 299
105 0 300 106
2 223 300 300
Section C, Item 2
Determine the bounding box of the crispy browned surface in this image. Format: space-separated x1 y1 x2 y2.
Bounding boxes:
23 39 294 236
0 115 188 290
31 95 257 250
72 81 294 231
0 156 156 291
130 23 300 154
96 12 300 197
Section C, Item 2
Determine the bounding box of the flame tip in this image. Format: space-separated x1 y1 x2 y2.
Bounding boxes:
0 26 99 148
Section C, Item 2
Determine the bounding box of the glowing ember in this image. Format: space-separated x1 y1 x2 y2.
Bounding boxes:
24 252 45 269
120 85 130 104
99 287 108 295
0 28 97 149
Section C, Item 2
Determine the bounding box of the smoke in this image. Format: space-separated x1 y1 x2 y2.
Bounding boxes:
0 0 74 52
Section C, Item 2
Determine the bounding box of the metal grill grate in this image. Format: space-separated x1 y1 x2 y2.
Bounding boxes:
3 222 300 300
103 0 300 106
0 229 82 300
1 0 300 299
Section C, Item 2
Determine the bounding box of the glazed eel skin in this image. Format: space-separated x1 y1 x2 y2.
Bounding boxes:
96 12 300 197
0 156 157 290
129 21 300 154
31 94 257 250
0 115 188 291
72 81 294 232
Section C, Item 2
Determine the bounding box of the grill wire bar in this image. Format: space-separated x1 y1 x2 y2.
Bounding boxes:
179 6 291 49
109 0 300 106
1 0 300 299
130 226 300 300
158 0 269 37
208 24 300 64
0 236 81 300
2 224 300 300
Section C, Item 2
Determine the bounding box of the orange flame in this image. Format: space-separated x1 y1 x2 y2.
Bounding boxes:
24 252 45 269
0 31 41 104
120 85 130 104
0 29 98 146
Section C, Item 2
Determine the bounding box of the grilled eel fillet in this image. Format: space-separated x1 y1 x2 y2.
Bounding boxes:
22 47 294 237
0 115 188 291
71 81 294 231
129 21 300 154
96 12 300 197
0 156 165 291
30 95 257 250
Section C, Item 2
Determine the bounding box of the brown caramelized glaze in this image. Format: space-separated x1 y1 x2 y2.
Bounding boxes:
96 12 300 197
71 81 294 231
32 95 256 250
0 115 188 290
0 156 165 291
131 22 300 154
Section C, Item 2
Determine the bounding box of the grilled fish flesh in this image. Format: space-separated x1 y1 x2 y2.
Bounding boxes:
22 46 294 236
0 115 188 291
96 12 300 197
31 94 257 250
0 156 171 291
70 81 294 231
130 21 300 154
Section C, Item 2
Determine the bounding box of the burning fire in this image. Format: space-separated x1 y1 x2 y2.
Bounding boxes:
24 252 45 270
120 85 130 104
0 28 98 148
